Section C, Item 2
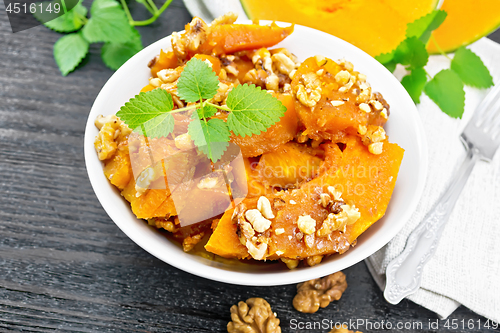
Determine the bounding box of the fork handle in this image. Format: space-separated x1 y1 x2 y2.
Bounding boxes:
384 147 481 304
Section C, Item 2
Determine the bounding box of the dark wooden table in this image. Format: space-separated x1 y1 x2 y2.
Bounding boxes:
1 2 500 332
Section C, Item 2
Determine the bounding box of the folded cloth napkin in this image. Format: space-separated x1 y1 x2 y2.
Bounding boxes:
366 37 500 323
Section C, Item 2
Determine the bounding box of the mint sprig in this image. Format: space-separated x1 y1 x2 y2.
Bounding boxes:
376 9 494 119
117 58 286 162
36 0 174 75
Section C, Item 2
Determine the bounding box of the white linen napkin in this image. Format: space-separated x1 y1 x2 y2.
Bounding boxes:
366 37 500 323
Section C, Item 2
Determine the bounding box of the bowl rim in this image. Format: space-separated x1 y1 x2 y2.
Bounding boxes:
84 21 428 286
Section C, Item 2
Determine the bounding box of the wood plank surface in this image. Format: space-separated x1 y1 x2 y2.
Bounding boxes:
1 2 499 332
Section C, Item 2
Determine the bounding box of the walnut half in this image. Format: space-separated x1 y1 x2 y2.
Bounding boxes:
292 271 347 313
227 298 281 333
329 326 363 333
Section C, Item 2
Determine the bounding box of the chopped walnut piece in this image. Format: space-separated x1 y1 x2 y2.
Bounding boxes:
210 11 238 26
174 133 195 150
317 213 340 237
368 142 383 155
319 193 331 208
227 298 282 333
157 68 181 83
94 115 131 160
295 72 322 107
304 234 315 249
182 232 204 252
246 240 267 260
272 52 296 75
171 17 208 60
257 196 275 219
274 228 285 235
281 258 299 270
297 215 316 235
306 255 323 266
245 209 272 233
292 271 347 313
335 70 350 85
148 217 178 232
329 325 363 333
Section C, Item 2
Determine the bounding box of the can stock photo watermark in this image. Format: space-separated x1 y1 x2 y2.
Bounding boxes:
288 317 500 332
3 0 78 32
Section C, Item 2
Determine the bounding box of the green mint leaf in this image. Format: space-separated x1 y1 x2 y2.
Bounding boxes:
82 0 135 43
384 61 397 73
177 58 220 103
393 37 429 70
188 118 230 162
450 47 494 88
36 0 87 32
401 67 428 104
135 112 174 138
375 51 397 72
194 104 218 119
226 84 286 137
101 29 143 70
46 2 87 32
424 69 465 119
33 0 69 25
53 32 89 76
375 51 395 64
116 89 174 136
406 10 447 44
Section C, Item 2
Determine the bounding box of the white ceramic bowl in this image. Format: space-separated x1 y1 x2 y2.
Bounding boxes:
84 22 428 286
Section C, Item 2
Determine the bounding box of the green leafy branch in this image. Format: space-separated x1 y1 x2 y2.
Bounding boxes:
116 58 286 162
35 0 173 75
376 10 494 119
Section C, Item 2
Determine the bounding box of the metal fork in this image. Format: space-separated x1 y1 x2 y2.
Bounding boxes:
384 83 500 304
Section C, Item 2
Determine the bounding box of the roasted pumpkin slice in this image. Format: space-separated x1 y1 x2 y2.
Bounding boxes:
205 210 251 259
205 135 404 260
255 142 323 188
230 93 298 157
103 147 132 190
291 57 389 141
150 49 178 77
199 22 294 56
119 135 201 220
269 136 405 259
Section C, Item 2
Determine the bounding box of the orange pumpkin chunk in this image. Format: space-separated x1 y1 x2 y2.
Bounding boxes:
205 135 404 259
291 57 388 141
199 22 294 56
205 209 250 259
103 148 132 190
255 142 323 188
230 93 298 157
150 50 178 77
